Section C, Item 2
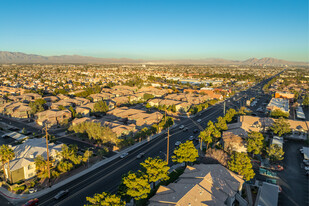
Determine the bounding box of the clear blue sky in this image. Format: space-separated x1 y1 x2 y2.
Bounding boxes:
0 0 308 61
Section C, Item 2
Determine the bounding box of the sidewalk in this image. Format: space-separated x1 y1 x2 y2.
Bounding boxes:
0 123 178 205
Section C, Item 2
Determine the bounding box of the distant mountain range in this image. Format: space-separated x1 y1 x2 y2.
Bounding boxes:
0 51 307 65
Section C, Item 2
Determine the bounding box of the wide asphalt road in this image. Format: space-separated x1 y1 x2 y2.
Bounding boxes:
33 75 279 206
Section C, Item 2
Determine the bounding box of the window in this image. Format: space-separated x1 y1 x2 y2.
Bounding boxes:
28 164 34 170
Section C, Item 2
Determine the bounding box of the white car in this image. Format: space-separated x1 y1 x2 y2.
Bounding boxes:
303 160 309 166
197 119 202 123
179 125 185 129
304 166 309 171
120 152 129 159
136 153 145 159
29 188 37 194
54 189 69 200
175 141 181 146
189 136 194 141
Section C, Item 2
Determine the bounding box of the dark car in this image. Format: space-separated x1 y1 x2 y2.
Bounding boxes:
193 129 199 133
54 189 69 200
23 198 39 206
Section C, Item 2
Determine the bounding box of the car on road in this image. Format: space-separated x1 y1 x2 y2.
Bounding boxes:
189 136 194 141
182 127 188 132
54 190 69 200
29 188 37 194
23 198 39 206
197 119 202 123
120 152 129 159
136 153 145 159
193 129 199 133
175 141 181 146
179 125 185 129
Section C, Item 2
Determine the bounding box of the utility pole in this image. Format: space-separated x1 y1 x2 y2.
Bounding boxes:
165 109 170 164
43 123 51 185
167 127 169 165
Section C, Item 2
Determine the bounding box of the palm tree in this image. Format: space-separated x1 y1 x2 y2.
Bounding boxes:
0 145 15 183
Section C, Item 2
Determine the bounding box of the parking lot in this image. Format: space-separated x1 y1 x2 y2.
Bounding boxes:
278 141 309 206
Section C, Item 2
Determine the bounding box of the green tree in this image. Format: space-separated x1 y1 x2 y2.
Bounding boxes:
247 132 264 155
270 117 291 136
198 130 212 149
58 105 66 110
224 108 236 123
145 103 152 109
34 155 51 179
68 106 76 118
57 144 82 165
83 150 93 163
93 101 109 113
69 122 118 145
303 95 309 106
21 128 27 134
270 109 289 118
0 145 15 182
267 144 284 162
140 157 170 188
57 161 74 173
85 192 125 206
122 171 151 201
228 152 255 181
172 140 198 165
215 116 228 131
143 93 154 101
29 98 46 114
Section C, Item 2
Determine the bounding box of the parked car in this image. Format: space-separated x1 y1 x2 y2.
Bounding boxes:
29 188 37 194
304 166 309 171
136 153 145 159
23 198 39 206
303 159 309 166
175 141 181 146
120 152 129 159
189 136 194 141
197 119 202 123
54 189 69 200
183 127 188 132
193 129 199 133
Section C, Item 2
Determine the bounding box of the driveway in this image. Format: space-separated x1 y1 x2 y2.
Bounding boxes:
277 141 309 206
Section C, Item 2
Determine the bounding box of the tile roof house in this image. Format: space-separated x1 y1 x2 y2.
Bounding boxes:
0 102 32 119
4 138 63 183
149 164 245 206
35 109 72 126
75 106 91 117
239 115 309 135
9 93 42 103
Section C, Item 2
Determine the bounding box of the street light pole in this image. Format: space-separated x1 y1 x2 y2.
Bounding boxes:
167 127 169 164
44 123 51 186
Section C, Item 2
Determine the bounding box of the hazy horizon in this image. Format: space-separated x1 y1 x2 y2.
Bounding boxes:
0 0 308 62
